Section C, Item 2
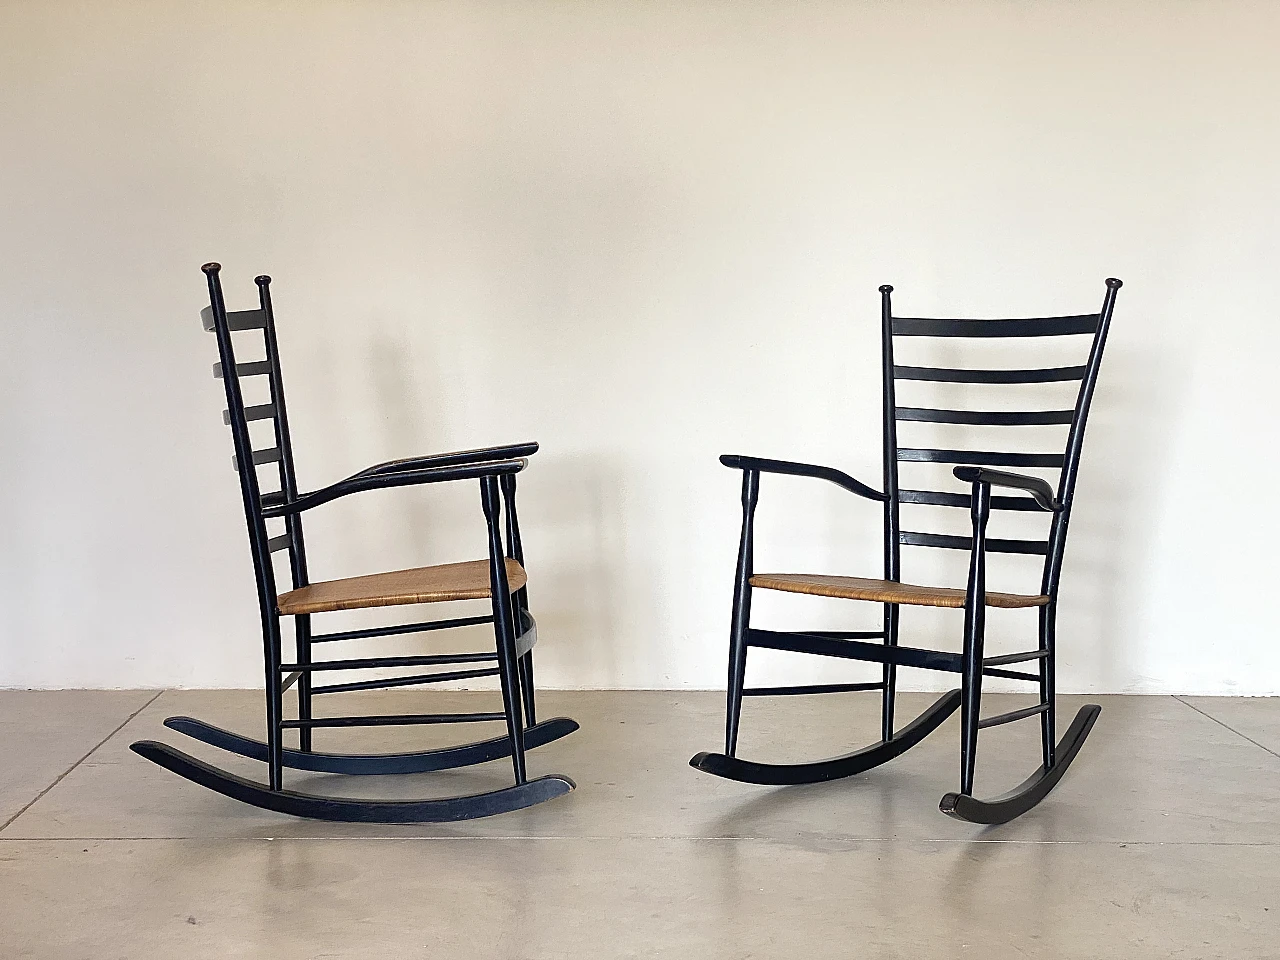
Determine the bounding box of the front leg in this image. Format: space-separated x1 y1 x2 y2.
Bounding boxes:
481 476 526 785
500 473 537 725
725 468 761 756
959 480 992 796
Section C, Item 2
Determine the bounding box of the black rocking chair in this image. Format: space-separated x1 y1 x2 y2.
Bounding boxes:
691 279 1122 823
131 263 578 822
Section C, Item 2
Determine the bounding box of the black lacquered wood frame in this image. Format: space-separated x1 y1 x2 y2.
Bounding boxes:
130 264 577 822
691 279 1122 823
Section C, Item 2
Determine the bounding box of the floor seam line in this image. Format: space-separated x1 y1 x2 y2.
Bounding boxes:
0 690 165 835
1172 695 1280 761
2 836 1280 846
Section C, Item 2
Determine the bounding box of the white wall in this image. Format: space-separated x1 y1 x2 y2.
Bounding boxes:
1 0 1276 693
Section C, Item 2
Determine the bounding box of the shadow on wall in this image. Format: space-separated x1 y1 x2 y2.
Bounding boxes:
514 454 647 690
882 334 1183 694
737 304 1179 696
359 323 657 688
1057 337 1185 692
283 311 647 689
367 325 447 554
289 317 461 580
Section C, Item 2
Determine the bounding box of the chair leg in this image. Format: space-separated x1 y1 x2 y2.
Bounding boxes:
482 476 527 785
725 586 751 758
1039 604 1057 769
515 586 537 727
958 483 990 797
262 613 285 792
725 469 760 757
518 651 537 727
295 613 313 753
494 605 527 784
499 475 537 728
881 603 899 741
959 605 986 797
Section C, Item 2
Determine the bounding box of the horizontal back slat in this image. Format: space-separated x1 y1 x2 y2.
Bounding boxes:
232 447 282 470
267 534 291 553
893 364 1087 383
897 448 1064 468
899 530 1049 555
892 315 1099 338
898 489 1045 512
213 359 271 379
895 407 1075 426
201 306 267 332
224 403 277 425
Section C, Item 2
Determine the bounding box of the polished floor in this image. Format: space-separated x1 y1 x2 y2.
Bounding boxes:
1 689 1277 958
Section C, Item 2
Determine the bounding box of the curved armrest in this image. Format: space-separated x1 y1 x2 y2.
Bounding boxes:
952 466 1061 512
352 441 539 480
262 458 528 518
720 454 887 502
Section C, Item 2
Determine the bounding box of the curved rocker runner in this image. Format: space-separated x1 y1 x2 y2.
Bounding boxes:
690 688 960 785
132 741 575 824
940 703 1100 824
161 715 579 776
132 265 577 822
690 279 1122 823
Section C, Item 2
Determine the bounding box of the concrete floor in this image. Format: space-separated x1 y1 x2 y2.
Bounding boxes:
1 689 1277 958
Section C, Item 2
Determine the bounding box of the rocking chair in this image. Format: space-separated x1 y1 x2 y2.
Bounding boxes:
691 279 1122 823
131 264 578 822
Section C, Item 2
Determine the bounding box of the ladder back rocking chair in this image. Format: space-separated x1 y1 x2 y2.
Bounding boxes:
691 278 1122 824
130 264 577 822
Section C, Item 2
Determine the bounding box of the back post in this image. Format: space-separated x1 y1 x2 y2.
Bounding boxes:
1035 277 1123 769
256 274 314 751
202 262 286 788
878 284 901 741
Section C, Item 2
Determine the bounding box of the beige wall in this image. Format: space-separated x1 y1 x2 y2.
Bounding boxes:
1 0 1276 692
